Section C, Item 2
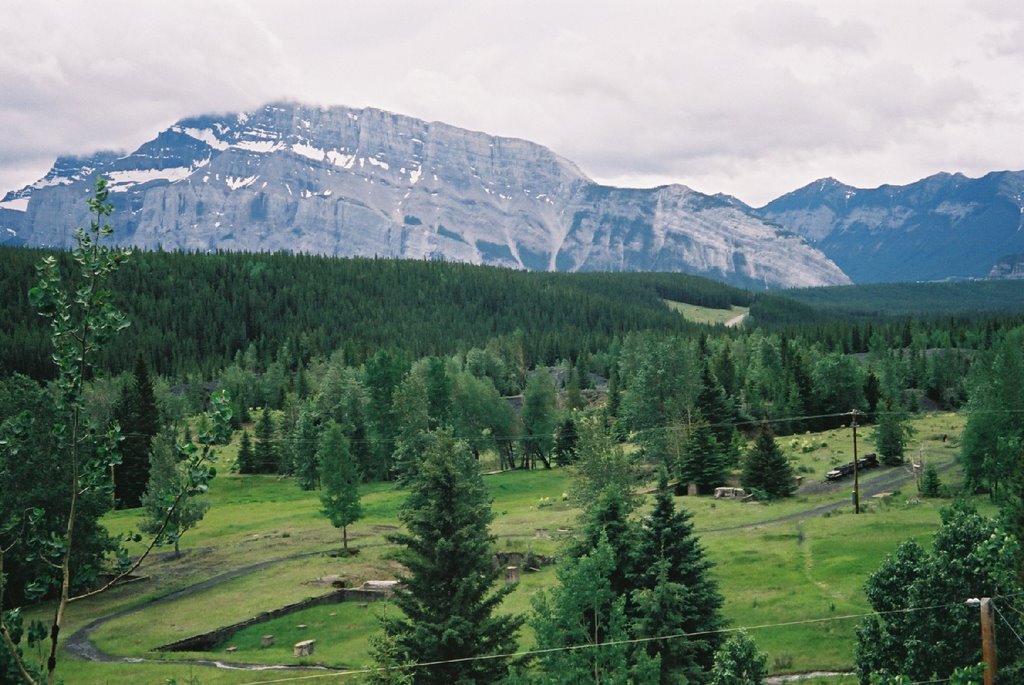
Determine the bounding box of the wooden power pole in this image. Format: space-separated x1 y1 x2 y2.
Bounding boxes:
981 597 997 685
851 409 860 514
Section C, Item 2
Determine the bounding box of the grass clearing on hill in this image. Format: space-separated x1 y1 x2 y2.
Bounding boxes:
39 412 974 683
662 299 749 326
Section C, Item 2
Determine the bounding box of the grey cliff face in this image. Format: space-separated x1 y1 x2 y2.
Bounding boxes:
1 102 850 289
988 254 1024 280
756 172 1024 283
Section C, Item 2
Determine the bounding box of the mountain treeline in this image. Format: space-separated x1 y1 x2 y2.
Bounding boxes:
0 247 752 379
779 280 1024 318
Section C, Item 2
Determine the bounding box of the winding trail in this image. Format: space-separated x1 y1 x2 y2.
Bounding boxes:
66 460 954 674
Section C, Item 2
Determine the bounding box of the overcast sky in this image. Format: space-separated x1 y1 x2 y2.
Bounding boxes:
2 1 1022 206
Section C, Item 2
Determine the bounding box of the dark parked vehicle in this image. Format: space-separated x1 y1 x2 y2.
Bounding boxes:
825 453 879 481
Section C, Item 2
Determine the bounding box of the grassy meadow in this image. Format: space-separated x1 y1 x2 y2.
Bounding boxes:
662 300 750 326
33 411 975 684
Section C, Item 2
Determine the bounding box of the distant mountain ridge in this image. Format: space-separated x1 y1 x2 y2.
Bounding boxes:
753 171 1024 283
0 102 848 290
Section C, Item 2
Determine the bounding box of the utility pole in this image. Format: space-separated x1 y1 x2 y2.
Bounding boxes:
981 597 997 685
851 409 860 514
967 597 998 685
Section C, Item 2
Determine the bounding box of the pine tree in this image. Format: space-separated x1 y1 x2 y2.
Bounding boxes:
695 363 738 464
570 486 637 597
381 430 522 684
113 356 160 508
254 407 278 474
606 357 622 421
423 356 452 430
741 424 797 499
293 406 321 490
874 400 913 466
679 417 727 495
236 429 255 474
564 368 584 411
635 466 726 681
552 415 579 466
318 421 362 551
919 464 942 498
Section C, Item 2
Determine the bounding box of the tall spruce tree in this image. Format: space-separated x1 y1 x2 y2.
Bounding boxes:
874 400 913 466
113 356 160 508
236 429 255 474
635 466 726 682
552 415 579 466
381 430 521 685
695 363 738 464
292 405 321 490
679 416 727 495
741 424 796 499
253 407 279 474
318 421 362 551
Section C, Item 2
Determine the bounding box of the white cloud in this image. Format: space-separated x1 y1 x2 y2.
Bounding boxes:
1 0 1022 206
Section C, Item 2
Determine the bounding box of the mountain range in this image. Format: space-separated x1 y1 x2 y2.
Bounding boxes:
1 101 1022 287
753 172 1024 283
0 102 847 290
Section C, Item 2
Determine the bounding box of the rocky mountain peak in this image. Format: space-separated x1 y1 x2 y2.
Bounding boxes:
1 102 849 289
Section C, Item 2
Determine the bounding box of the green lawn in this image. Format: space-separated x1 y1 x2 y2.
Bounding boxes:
662 299 749 326
37 412 973 684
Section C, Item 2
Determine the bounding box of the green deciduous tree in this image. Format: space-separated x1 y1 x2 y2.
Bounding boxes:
318 421 362 552
450 370 517 469
960 327 1024 494
380 431 521 684
812 352 866 427
391 372 431 484
139 428 214 559
854 504 1024 684
741 424 796 499
521 372 557 469
570 416 635 507
710 630 767 685
528 534 659 685
0 178 215 685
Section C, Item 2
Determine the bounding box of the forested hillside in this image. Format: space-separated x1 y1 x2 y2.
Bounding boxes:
0 247 750 379
780 280 1024 318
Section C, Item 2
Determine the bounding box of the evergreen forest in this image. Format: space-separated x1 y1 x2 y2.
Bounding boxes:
2 195 1023 685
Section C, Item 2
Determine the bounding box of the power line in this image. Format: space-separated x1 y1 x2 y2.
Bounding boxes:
131 405 1024 449
993 600 1024 649
230 599 975 685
